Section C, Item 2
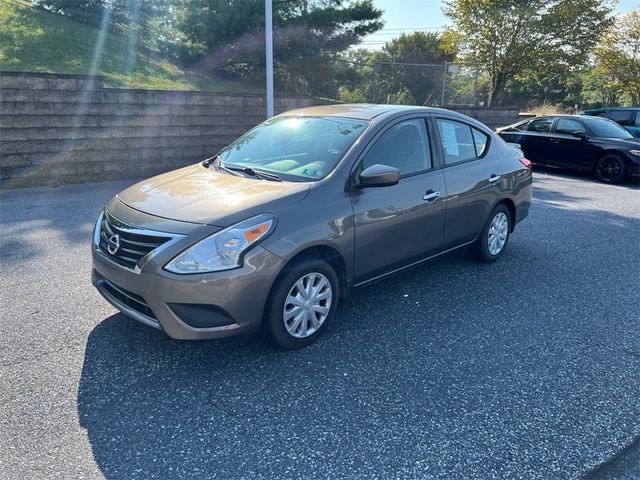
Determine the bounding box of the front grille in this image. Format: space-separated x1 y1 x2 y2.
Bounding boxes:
99 212 171 269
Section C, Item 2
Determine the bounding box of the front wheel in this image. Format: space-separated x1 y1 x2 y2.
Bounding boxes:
470 204 511 263
595 154 625 183
264 258 339 350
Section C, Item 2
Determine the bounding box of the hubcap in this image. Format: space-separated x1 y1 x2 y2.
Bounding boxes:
283 272 332 338
599 158 620 181
488 212 509 255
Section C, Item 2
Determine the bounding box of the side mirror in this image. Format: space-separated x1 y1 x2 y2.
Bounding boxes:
358 164 400 188
571 131 588 140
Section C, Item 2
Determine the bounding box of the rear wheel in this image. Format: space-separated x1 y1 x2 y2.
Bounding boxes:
595 154 625 183
264 258 339 350
470 204 511 263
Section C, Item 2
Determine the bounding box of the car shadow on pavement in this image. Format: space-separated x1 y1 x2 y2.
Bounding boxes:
77 201 640 479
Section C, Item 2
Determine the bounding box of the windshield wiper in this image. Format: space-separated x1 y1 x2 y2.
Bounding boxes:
203 155 281 181
225 165 282 182
202 155 243 177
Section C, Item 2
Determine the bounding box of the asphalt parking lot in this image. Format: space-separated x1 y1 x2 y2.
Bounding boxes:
1 170 639 480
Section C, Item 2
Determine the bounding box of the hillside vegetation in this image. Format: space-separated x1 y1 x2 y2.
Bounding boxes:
0 0 259 92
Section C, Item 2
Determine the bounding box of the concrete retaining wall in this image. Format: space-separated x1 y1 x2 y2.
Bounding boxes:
0 71 314 188
1 71 529 188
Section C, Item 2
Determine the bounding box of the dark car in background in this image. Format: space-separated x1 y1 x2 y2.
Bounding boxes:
582 107 640 138
497 115 640 183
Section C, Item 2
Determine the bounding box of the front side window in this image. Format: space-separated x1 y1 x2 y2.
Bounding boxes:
219 116 369 181
527 118 553 133
555 119 588 135
436 119 488 165
361 119 432 176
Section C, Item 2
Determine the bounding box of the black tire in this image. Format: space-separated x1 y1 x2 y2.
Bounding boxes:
264 257 339 350
470 204 511 263
595 154 626 184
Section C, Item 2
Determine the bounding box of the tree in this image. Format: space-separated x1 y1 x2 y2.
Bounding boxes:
442 0 614 106
33 0 107 27
175 0 383 77
376 31 451 65
370 32 453 105
593 8 640 105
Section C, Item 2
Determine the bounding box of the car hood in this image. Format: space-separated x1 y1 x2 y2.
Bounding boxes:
592 137 640 147
117 164 311 226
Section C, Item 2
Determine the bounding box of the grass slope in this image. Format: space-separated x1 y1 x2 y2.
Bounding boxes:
0 0 259 92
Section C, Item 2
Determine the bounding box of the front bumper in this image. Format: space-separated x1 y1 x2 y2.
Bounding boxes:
91 216 287 340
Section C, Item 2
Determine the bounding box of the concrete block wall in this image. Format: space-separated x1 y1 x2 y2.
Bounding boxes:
0 71 314 188
1 71 530 188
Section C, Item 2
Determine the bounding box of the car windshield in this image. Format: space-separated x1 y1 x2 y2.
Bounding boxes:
582 117 634 139
218 116 369 182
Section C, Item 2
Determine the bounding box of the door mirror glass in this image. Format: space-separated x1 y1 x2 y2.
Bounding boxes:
359 164 400 187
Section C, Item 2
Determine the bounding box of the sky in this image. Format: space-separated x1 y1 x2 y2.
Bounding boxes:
361 0 640 49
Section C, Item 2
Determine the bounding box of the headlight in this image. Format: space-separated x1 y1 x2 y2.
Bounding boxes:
630 150 640 157
164 214 276 274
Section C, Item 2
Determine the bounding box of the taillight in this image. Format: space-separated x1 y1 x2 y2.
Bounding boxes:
519 158 532 171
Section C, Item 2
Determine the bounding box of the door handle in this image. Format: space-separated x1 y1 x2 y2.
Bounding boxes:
549 138 561 143
422 190 440 202
488 174 502 183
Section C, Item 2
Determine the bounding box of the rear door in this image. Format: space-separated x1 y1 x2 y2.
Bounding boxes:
434 117 503 248
350 117 446 283
500 117 554 165
521 117 556 165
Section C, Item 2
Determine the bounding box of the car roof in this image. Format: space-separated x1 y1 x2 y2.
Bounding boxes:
584 107 639 112
528 114 613 121
280 104 456 121
523 114 580 122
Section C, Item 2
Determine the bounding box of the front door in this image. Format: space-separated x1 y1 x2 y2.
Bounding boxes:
350 118 447 283
550 118 598 172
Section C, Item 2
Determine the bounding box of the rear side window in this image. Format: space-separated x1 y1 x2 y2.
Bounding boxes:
361 119 432 176
635 112 640 127
436 119 489 165
527 118 553 133
555 118 587 135
472 129 489 156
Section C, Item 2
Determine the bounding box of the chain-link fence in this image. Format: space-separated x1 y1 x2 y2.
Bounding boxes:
371 61 480 107
274 58 481 107
275 58 374 103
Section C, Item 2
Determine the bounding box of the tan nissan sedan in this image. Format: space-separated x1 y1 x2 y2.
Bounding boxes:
92 104 532 349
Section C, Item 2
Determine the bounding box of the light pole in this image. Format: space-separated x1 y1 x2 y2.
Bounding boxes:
265 0 274 118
